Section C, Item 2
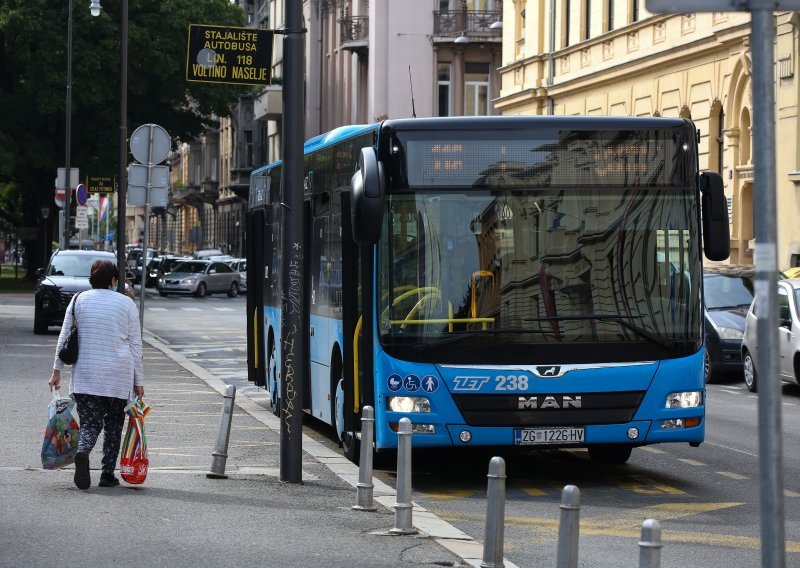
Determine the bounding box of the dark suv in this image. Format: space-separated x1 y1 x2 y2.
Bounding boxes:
34 249 125 334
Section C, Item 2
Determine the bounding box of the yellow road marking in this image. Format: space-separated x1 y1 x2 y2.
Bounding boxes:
420 489 475 499
434 504 800 552
608 475 686 495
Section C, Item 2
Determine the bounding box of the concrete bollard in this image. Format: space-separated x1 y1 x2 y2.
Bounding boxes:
353 406 376 511
207 384 236 479
556 485 581 568
638 519 662 568
389 417 417 535
480 456 507 568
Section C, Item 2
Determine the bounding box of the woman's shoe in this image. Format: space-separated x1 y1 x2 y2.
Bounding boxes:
74 453 90 490
98 473 120 487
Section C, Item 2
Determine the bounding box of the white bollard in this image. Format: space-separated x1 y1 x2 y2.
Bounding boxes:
389 417 417 535
353 406 376 511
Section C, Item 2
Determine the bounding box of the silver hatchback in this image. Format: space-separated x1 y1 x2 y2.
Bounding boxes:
741 279 800 391
157 260 241 298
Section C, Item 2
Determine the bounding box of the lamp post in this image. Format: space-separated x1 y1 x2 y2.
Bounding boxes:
91 0 128 292
63 0 74 250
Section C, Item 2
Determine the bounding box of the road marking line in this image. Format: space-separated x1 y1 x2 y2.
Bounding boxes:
420 489 475 499
705 440 758 458
785 490 800 498
677 458 706 466
212 307 234 311
639 446 666 454
182 308 202 312
717 471 749 480
518 487 547 496
148 307 168 311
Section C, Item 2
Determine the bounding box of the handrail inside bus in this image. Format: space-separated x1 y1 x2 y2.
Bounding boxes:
390 317 495 330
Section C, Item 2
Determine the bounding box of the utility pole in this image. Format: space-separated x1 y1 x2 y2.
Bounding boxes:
279 0 307 483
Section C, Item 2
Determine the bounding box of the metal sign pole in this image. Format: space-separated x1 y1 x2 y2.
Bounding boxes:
750 2 786 565
138 125 155 333
279 0 306 484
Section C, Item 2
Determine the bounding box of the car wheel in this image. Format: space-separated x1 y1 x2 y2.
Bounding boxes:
588 444 633 464
33 303 47 335
227 282 239 298
194 282 207 298
743 350 758 392
704 350 713 384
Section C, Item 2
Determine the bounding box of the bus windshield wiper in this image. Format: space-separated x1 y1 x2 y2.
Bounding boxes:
523 314 674 350
412 328 533 351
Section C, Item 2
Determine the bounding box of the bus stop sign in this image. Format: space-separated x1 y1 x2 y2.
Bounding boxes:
647 0 800 10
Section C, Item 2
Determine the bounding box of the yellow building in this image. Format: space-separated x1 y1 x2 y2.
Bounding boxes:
495 2 800 268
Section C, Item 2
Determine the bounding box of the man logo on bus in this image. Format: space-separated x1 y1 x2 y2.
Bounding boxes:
536 365 562 377
453 376 490 391
518 395 582 410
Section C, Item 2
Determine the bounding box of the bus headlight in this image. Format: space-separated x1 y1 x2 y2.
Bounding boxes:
387 396 431 413
665 391 703 408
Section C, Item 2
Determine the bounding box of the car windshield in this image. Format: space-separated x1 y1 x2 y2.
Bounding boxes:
164 259 186 272
48 255 110 277
704 274 754 309
172 262 207 274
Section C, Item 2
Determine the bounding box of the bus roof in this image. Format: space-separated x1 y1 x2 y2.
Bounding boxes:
251 123 379 175
250 115 692 176
381 115 691 132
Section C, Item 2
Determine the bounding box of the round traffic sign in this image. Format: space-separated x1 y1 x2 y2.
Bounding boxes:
75 183 88 207
130 123 170 164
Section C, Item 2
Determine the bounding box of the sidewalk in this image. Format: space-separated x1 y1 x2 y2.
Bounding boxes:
0 296 497 568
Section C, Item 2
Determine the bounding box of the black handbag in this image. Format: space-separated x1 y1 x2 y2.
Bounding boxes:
58 293 81 365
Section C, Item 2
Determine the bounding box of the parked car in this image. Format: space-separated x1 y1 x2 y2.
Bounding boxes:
34 249 133 334
192 248 224 260
784 266 800 279
157 260 241 298
127 247 158 284
703 265 757 382
225 258 247 291
741 279 800 392
145 255 191 288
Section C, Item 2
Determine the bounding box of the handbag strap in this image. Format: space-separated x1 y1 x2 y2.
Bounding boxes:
70 291 81 328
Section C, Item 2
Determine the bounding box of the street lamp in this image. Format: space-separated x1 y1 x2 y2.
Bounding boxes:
91 0 128 293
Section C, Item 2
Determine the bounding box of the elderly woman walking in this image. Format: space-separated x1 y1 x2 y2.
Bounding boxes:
49 260 144 489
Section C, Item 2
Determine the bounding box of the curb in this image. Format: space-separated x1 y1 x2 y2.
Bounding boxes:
143 331 520 568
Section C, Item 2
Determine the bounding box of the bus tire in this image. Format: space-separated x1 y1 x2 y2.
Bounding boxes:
588 444 633 464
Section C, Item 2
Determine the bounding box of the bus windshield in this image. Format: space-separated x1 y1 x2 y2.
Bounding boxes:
378 188 701 364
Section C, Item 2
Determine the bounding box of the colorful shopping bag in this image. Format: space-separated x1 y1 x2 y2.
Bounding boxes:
41 389 80 470
120 397 151 484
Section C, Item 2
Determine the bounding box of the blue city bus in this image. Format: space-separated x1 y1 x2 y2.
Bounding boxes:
245 116 730 464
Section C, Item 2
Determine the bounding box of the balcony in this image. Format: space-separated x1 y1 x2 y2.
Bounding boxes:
339 15 368 54
254 86 282 121
433 9 502 44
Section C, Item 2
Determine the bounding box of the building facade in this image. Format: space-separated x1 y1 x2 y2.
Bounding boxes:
496 2 800 268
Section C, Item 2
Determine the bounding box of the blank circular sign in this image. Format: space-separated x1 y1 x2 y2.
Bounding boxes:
130 123 170 164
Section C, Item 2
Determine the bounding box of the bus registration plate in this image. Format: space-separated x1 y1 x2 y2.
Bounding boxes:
514 427 584 445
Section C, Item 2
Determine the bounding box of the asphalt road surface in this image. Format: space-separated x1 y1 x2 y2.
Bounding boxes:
133 287 800 566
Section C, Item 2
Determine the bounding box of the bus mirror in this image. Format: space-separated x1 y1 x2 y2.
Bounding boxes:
700 171 730 261
350 146 385 245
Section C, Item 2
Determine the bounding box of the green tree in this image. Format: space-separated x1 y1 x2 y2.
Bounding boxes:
0 0 247 274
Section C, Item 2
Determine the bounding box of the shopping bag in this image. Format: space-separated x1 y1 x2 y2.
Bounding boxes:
41 389 80 470
120 397 151 484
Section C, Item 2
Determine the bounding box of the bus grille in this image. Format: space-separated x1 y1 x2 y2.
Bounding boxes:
451 391 646 427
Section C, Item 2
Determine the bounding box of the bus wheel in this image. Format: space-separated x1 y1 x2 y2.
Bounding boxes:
334 376 359 464
588 444 633 464
268 338 280 417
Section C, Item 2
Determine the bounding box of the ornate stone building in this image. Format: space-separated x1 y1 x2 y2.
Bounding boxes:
496 3 800 268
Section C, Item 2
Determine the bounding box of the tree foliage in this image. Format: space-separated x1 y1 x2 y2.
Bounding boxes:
0 0 247 268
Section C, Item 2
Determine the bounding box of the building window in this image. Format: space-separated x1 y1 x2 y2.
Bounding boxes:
607 0 614 31
438 63 452 117
564 0 571 47
584 0 591 40
630 0 639 22
464 62 490 116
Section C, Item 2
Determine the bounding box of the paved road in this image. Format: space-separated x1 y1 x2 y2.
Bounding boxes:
135 288 800 566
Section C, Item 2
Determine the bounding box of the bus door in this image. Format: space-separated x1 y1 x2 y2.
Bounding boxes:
245 209 266 387
310 188 332 422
